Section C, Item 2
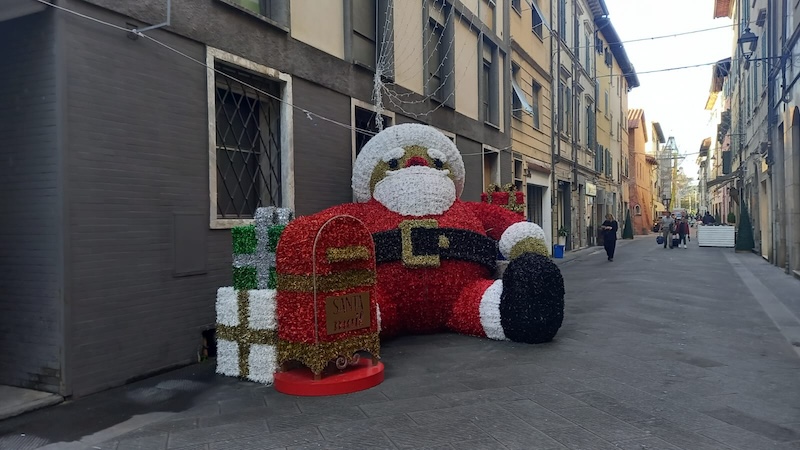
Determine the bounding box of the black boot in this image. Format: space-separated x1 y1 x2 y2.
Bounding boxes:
500 253 565 344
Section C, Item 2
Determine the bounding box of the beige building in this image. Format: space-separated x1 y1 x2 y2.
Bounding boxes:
550 0 596 250
509 0 554 247
590 5 638 243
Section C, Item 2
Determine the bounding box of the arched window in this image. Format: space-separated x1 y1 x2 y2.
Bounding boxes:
634 204 641 215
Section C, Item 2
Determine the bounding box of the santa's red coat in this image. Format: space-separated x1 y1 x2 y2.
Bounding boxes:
311 198 526 337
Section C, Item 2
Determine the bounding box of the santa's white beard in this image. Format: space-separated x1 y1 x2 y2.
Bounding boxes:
373 166 456 216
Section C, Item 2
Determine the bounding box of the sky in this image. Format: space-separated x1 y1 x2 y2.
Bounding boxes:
603 0 733 180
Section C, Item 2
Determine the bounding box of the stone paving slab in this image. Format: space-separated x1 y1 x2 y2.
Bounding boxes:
2 238 800 449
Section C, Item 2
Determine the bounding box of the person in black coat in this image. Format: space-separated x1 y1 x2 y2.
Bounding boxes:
601 213 618 261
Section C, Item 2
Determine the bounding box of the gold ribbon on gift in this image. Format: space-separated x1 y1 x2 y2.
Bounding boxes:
216 290 277 378
484 183 524 213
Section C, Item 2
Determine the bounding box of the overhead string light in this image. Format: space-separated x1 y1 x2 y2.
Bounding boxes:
36 0 771 141
375 0 484 120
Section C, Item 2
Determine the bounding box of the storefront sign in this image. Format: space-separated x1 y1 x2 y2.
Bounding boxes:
586 183 597 197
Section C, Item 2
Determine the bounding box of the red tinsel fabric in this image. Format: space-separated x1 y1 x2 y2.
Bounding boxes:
276 213 378 344
277 198 526 342
464 201 526 241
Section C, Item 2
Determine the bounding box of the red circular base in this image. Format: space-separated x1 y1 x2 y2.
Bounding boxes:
274 360 385 396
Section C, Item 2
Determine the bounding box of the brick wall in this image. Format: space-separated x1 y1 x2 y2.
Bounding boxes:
0 12 64 394
62 5 230 397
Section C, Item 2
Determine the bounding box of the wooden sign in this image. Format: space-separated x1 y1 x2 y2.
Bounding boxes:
325 291 371 335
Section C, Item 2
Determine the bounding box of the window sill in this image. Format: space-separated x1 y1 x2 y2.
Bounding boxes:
430 95 455 110
211 217 255 230
512 6 522 16
353 61 377 73
484 120 501 130
216 0 289 33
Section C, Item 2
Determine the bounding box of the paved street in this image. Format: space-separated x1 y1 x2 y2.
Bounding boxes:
2 236 800 450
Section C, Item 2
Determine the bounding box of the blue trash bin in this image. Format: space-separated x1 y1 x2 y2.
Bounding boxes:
553 244 565 258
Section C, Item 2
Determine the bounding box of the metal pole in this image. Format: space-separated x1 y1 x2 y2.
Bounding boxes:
550 0 559 246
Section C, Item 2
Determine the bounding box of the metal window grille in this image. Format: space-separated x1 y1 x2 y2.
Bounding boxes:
215 63 282 219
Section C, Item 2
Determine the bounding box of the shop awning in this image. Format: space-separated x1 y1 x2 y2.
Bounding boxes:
653 201 668 213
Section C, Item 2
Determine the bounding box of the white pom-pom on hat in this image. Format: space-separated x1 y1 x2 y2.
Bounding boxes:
499 222 547 259
352 124 465 203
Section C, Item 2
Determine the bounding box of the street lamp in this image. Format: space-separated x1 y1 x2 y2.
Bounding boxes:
738 28 758 60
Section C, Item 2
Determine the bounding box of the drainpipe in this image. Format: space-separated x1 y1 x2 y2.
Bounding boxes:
550 0 559 247
571 0 579 248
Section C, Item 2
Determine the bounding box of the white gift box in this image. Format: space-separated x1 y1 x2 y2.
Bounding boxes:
215 287 277 384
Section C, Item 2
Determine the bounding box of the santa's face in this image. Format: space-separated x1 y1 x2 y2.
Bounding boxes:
370 144 457 217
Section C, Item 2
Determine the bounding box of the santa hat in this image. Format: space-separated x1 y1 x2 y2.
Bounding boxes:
352 124 466 203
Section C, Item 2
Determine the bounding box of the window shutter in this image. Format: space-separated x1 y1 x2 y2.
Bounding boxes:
352 0 378 69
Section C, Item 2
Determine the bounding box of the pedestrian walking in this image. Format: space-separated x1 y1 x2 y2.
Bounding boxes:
659 211 675 249
676 216 690 248
601 213 618 261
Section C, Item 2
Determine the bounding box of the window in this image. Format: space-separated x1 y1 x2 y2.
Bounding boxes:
426 2 454 106
483 147 500 187
532 81 542 128
746 73 751 113
213 63 283 221
531 0 543 38
604 47 612 67
634 204 641 215
595 144 604 172
229 0 289 26
350 0 394 72
610 112 614 137
565 87 572 135
595 35 603 53
483 60 491 122
511 65 523 120
604 90 609 117
353 105 393 157
528 185 545 225
595 81 599 110
512 0 521 14
482 40 499 126
573 16 580 56
352 0 377 69
586 100 595 149
427 18 444 100
584 32 592 71
576 95 582 143
558 81 565 131
753 59 759 104
559 0 567 43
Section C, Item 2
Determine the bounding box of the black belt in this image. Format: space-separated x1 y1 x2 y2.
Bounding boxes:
372 219 497 270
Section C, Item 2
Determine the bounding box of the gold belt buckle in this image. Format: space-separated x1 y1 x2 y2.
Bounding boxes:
398 219 440 268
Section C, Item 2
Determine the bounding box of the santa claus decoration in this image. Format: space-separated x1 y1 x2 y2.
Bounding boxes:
276 123 564 357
